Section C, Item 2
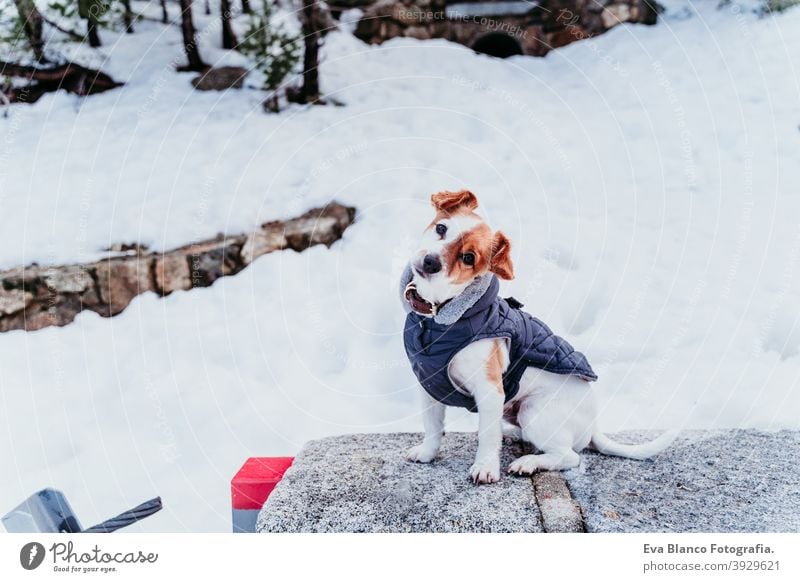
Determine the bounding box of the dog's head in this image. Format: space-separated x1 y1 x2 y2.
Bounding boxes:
406 190 514 312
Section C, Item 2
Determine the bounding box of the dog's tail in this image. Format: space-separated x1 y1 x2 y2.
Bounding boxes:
590 429 679 460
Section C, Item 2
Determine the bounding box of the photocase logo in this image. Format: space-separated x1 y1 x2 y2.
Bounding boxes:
20 542 46 570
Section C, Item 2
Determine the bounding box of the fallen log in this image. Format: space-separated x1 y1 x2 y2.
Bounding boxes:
0 59 122 103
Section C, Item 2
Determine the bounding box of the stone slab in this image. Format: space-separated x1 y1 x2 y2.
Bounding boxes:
565 429 800 533
257 432 543 533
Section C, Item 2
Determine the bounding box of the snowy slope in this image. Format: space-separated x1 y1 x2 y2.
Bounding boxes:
1 1 800 531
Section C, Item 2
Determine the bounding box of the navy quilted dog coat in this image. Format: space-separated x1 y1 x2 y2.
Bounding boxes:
403 275 597 412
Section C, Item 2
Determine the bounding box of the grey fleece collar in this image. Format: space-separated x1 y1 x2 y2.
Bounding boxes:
399 264 494 325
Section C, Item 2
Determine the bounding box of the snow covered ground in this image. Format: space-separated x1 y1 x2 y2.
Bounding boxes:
1 1 799 531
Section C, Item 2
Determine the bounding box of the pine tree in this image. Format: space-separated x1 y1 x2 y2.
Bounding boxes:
238 0 300 111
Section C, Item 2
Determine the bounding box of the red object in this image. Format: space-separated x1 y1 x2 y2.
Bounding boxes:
231 457 294 510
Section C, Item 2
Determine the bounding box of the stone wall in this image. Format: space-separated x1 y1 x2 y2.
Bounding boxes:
353 0 659 57
0 203 356 333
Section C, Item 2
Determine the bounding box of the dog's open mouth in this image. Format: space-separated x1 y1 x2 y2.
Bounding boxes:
404 283 437 316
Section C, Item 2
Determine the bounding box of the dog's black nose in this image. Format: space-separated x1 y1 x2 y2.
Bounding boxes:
422 254 442 275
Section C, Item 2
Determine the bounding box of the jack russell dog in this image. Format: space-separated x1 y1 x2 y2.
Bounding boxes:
401 190 676 484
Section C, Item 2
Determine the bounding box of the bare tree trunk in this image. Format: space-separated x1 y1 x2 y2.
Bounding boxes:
160 0 169 23
178 0 208 71
220 0 237 49
80 0 104 47
122 0 135 32
301 0 320 103
12 0 45 61
87 19 101 47
241 0 251 13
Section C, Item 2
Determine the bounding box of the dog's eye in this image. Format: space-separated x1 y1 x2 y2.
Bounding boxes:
461 252 475 266
435 223 447 237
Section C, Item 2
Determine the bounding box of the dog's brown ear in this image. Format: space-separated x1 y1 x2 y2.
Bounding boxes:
430 190 479 214
490 231 514 280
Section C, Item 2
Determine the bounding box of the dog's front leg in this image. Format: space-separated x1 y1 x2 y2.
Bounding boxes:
449 338 507 484
406 391 445 463
469 388 503 483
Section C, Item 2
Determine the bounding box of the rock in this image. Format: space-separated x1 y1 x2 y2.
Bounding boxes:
367 0 399 18
284 205 354 250
94 257 154 316
547 25 590 50
283 216 337 249
0 268 32 293
186 240 243 288
40 265 93 294
258 432 544 533
241 228 287 265
404 25 432 40
24 296 84 330
243 203 355 262
332 0 375 6
601 4 631 28
353 13 381 40
379 20 405 40
0 288 33 315
105 242 149 254
191 67 249 92
154 254 192 294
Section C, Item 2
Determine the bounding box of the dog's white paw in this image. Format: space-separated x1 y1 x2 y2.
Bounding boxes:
507 455 540 475
469 458 500 484
406 444 438 463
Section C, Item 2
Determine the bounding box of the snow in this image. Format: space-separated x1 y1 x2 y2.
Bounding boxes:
1 1 800 531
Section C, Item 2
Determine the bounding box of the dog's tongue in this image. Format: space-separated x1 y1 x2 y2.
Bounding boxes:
404 283 433 315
